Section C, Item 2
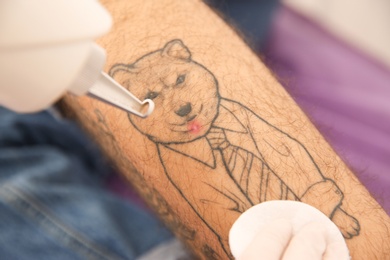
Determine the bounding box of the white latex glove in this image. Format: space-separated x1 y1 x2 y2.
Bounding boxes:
238 219 328 259
229 201 350 260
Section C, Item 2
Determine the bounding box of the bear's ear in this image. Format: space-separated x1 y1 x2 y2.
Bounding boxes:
109 64 137 78
162 39 191 60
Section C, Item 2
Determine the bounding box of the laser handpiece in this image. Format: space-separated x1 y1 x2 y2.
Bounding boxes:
0 0 154 117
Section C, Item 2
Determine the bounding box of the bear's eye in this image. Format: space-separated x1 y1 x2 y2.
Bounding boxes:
145 91 159 100
176 74 186 85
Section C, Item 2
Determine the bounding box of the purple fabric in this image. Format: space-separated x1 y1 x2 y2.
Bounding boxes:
264 6 390 215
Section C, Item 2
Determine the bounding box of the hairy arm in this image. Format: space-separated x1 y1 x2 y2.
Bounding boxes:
60 0 390 259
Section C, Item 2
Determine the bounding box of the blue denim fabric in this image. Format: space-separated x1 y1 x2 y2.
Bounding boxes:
0 107 172 260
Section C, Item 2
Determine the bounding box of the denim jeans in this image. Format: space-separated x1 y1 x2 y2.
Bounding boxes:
0 107 176 259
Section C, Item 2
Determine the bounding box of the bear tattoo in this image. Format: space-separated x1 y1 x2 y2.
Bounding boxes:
109 39 360 257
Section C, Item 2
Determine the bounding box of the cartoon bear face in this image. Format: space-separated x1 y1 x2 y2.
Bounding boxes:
110 40 220 144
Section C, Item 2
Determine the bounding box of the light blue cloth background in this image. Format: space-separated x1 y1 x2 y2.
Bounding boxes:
0 107 172 259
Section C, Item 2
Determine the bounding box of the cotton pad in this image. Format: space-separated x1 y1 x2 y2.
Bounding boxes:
229 200 350 259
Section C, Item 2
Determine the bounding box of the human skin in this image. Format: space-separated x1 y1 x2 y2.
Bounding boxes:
60 0 390 259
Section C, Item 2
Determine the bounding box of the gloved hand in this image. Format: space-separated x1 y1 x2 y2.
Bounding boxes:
229 201 350 260
237 219 329 260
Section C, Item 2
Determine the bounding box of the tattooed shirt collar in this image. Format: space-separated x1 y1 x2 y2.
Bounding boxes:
163 101 248 169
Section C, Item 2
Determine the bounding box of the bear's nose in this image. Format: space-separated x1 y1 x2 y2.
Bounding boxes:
175 103 192 117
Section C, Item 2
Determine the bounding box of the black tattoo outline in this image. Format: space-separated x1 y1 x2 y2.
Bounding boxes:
109 39 360 258
93 109 196 242
59 102 196 245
